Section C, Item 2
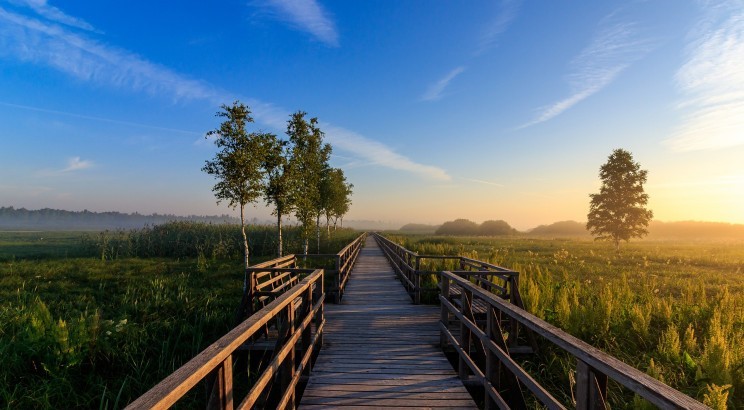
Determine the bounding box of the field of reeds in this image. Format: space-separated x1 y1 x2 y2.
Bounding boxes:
0 222 359 409
384 234 743 409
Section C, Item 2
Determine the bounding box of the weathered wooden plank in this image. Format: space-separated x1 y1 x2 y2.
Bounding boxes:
300 397 478 406
299 237 476 409
300 406 476 410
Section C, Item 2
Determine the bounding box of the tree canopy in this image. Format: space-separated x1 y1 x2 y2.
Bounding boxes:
202 103 353 258
587 148 653 251
286 111 332 254
202 101 272 267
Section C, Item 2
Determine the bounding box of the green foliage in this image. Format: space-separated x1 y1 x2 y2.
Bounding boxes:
587 149 653 250
286 111 332 253
1 225 360 408
435 218 517 236
320 167 353 232
263 135 294 256
435 218 480 235
203 102 272 211
704 384 732 410
202 101 274 266
385 233 744 407
479 219 517 235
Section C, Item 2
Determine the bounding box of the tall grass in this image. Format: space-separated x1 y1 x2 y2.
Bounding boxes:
77 221 358 261
0 223 359 409
385 234 743 409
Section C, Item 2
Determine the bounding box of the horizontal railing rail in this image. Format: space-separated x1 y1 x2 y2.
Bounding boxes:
372 232 520 305
127 269 325 410
440 270 707 410
238 232 367 319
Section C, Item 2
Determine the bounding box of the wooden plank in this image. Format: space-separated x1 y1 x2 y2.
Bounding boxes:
300 236 477 409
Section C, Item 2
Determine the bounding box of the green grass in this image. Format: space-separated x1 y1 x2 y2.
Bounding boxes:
385 233 743 409
0 231 89 260
0 224 360 409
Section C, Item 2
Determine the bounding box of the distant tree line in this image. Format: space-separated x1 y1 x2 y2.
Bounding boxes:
0 206 237 230
435 218 517 236
203 102 353 267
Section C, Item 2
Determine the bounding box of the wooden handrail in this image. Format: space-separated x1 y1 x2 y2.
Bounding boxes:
126 269 325 409
372 232 520 305
440 270 708 409
239 232 367 317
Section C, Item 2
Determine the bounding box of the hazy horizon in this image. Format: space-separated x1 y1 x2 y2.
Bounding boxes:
1 1 742 227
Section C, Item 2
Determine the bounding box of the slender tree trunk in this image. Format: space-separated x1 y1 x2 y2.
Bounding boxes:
277 213 283 257
326 215 331 239
316 213 321 253
240 204 250 268
615 239 620 253
303 237 309 255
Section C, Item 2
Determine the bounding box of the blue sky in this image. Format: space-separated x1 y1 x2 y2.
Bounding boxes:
1 0 743 229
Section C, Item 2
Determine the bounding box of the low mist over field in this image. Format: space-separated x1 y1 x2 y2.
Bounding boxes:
400 218 744 240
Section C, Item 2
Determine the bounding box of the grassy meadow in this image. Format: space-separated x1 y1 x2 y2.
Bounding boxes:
0 223 359 409
385 233 743 409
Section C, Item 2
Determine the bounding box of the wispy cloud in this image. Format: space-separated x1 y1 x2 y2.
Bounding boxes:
0 5 446 182
323 125 451 181
519 14 653 128
0 8 224 102
421 66 466 102
0 101 201 135
258 0 338 47
8 0 96 31
460 177 504 187
36 156 94 176
665 2 744 151
476 0 520 55
61 156 93 172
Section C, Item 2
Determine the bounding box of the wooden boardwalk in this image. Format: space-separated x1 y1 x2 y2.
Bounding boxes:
300 237 477 409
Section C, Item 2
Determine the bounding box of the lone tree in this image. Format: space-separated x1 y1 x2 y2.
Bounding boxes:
202 101 271 268
587 149 653 251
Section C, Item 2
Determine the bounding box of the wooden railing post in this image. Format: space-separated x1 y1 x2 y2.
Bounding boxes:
440 273 450 348
315 272 324 349
414 256 421 304
279 302 296 409
576 359 608 410
335 254 342 303
206 355 234 410
302 285 313 377
485 307 498 410
459 288 473 380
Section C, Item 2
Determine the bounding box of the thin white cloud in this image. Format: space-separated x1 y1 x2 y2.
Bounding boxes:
0 8 224 102
36 157 93 176
460 177 504 187
520 15 653 128
421 66 466 102
0 7 446 182
61 157 93 172
9 0 96 31
323 125 451 181
0 101 201 135
259 0 338 47
476 0 520 55
665 2 744 151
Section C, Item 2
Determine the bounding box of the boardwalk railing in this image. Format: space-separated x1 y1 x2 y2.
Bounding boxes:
126 268 325 410
375 233 707 410
441 271 707 410
238 232 367 318
373 233 521 306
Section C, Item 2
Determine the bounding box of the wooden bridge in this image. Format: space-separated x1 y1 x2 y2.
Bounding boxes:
299 237 476 409
128 233 708 409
